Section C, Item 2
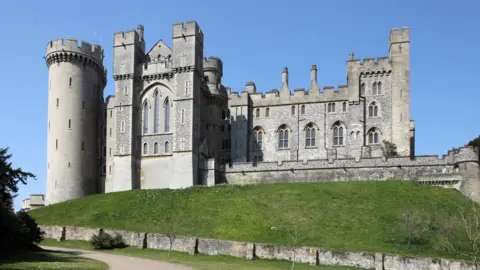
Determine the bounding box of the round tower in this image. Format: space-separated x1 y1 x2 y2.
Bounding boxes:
203 56 224 96
45 38 107 205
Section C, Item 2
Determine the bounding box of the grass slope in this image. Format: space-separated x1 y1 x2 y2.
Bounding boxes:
30 181 470 257
0 250 107 270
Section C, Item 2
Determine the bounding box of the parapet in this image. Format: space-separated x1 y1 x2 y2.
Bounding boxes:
172 21 204 44
348 56 392 73
113 27 143 47
46 38 104 63
204 56 223 75
390 27 410 44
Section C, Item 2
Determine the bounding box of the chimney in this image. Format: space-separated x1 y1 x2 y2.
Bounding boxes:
311 65 317 82
282 67 288 88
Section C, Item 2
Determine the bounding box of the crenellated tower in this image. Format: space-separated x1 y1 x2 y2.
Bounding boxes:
389 27 411 156
112 25 145 191
45 39 107 205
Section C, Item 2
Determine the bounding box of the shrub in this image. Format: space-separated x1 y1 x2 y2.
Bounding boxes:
90 231 125 250
16 210 44 246
0 206 43 252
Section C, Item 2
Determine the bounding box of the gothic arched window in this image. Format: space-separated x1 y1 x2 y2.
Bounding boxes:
377 82 382 95
143 101 149 135
305 123 316 147
372 82 378 95
164 98 170 132
278 125 289 149
266 107 270 117
256 108 260 118
333 122 344 146
253 127 264 150
291 106 295 116
154 142 158 154
367 128 380 145
368 102 379 118
165 141 170 153
143 143 148 155
154 91 160 133
301 105 306 115
360 83 366 96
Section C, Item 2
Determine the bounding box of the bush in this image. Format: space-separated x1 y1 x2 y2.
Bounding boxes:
90 231 125 250
16 210 44 246
0 205 44 252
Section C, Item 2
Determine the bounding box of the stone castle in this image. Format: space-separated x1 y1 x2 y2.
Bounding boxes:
45 21 479 206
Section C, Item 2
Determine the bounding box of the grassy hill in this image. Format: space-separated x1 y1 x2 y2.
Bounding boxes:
30 181 473 258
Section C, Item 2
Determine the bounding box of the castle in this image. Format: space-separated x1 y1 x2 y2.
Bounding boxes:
45 21 479 206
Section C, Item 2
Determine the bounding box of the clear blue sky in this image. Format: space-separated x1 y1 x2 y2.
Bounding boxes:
1 0 478 210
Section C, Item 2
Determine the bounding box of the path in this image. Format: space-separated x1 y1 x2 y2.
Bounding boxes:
40 246 194 270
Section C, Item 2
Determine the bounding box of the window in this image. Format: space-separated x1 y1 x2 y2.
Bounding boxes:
109 128 112 136
327 102 335 113
164 98 170 132
82 101 84 110
301 105 305 115
256 108 260 118
109 165 111 174
56 139 58 150
372 82 378 95
278 125 289 149
101 165 106 175
153 91 160 133
368 102 379 117
81 141 84 151
185 81 190 95
377 82 382 95
154 142 158 154
333 123 344 146
305 123 316 147
342 102 347 112
221 125 225 133
226 109 230 119
266 108 270 117
165 141 170 153
181 109 185 125
109 148 111 156
143 101 149 134
102 146 106 157
368 128 380 144
110 110 112 117
68 119 71 129
143 143 148 155
253 127 263 150
222 110 226 119
291 106 295 116
48 121 50 131
228 125 231 132
124 86 128 95
121 121 125 133
69 77 72 87
56 98 59 108
360 83 365 96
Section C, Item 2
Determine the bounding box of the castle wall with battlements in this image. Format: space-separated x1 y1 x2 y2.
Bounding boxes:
44 21 480 205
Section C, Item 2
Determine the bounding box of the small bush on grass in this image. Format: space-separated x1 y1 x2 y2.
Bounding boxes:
90 230 125 250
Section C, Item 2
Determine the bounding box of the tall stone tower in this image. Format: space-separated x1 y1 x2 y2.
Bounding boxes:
45 39 107 205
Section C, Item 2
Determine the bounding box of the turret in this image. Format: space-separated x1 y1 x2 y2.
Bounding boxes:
203 56 224 96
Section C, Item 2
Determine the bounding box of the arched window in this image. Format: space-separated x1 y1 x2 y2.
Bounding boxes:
368 102 379 118
278 125 289 149
305 123 316 147
154 91 160 133
301 105 306 115
360 83 365 96
342 102 347 112
165 141 170 153
164 98 170 132
377 82 382 95
253 127 263 150
333 122 344 146
142 101 149 134
372 82 378 95
56 98 59 108
367 128 380 145
266 108 270 117
143 143 148 155
327 102 335 113
154 142 158 154
256 108 260 118
291 106 295 116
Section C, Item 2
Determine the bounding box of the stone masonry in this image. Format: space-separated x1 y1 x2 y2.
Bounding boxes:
44 21 480 205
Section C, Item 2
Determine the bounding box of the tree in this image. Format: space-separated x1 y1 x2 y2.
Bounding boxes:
467 135 480 148
382 140 398 157
0 147 36 209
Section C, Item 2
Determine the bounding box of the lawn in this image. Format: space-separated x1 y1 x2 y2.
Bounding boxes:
30 181 472 258
0 249 107 270
40 239 365 270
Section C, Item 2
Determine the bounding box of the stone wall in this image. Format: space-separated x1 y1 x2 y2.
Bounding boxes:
40 225 479 269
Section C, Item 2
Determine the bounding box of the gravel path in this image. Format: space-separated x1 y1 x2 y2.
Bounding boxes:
40 246 195 270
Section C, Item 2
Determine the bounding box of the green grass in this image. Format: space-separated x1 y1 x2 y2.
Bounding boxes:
30 181 472 258
40 239 364 270
0 249 107 270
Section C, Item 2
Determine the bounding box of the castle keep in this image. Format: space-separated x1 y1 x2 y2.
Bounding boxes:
45 21 480 205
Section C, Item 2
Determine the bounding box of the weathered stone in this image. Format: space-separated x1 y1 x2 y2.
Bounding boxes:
103 229 146 248
146 233 196 255
39 225 65 241
64 226 101 241
197 238 248 258
317 249 376 269
255 243 316 265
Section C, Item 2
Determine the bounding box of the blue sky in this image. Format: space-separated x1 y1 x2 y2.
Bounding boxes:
1 0 478 210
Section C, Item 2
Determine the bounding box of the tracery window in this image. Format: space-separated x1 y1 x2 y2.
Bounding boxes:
253 127 264 150
278 125 289 149
333 122 344 146
327 102 335 113
368 102 379 118
367 128 380 144
305 123 316 147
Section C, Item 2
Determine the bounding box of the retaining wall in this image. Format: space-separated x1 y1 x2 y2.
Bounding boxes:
39 225 479 269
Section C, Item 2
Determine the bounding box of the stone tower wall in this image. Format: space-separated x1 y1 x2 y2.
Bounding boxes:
45 39 106 205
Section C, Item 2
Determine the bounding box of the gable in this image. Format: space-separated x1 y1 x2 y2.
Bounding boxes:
146 40 172 62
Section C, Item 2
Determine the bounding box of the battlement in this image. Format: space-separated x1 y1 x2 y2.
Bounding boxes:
172 21 204 44
348 56 391 73
113 27 143 46
46 38 104 63
203 56 223 74
390 27 410 44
